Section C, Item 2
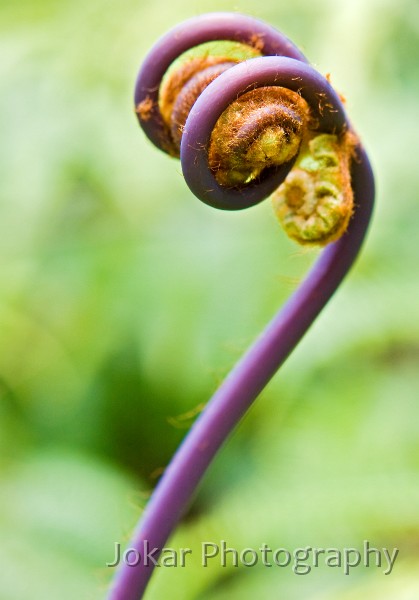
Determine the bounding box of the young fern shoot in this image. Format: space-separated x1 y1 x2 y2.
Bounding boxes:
108 12 374 600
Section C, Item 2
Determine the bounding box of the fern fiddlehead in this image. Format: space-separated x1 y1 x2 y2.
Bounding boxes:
108 12 374 600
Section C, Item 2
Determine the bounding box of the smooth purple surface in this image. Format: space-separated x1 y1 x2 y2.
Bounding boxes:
134 12 307 154
181 56 347 210
109 14 375 600
107 145 374 599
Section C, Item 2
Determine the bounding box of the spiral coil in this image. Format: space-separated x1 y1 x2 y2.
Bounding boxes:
134 12 360 244
108 14 374 600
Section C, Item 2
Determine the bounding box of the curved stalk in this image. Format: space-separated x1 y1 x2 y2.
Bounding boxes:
108 12 375 599
107 149 374 599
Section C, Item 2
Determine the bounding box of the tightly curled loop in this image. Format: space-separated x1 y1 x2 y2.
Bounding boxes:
208 86 310 187
135 12 363 244
179 56 348 211
134 12 307 155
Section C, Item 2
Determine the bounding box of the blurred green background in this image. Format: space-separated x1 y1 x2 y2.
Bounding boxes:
1 0 418 598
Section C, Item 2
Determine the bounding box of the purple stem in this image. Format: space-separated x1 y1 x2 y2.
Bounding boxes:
109 13 375 599
107 146 374 599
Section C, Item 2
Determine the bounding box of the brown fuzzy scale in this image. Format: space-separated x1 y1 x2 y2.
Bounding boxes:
135 96 153 122
170 62 235 151
208 87 311 187
249 33 265 53
159 56 239 155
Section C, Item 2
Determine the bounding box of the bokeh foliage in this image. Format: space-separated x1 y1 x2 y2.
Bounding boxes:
1 0 418 598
